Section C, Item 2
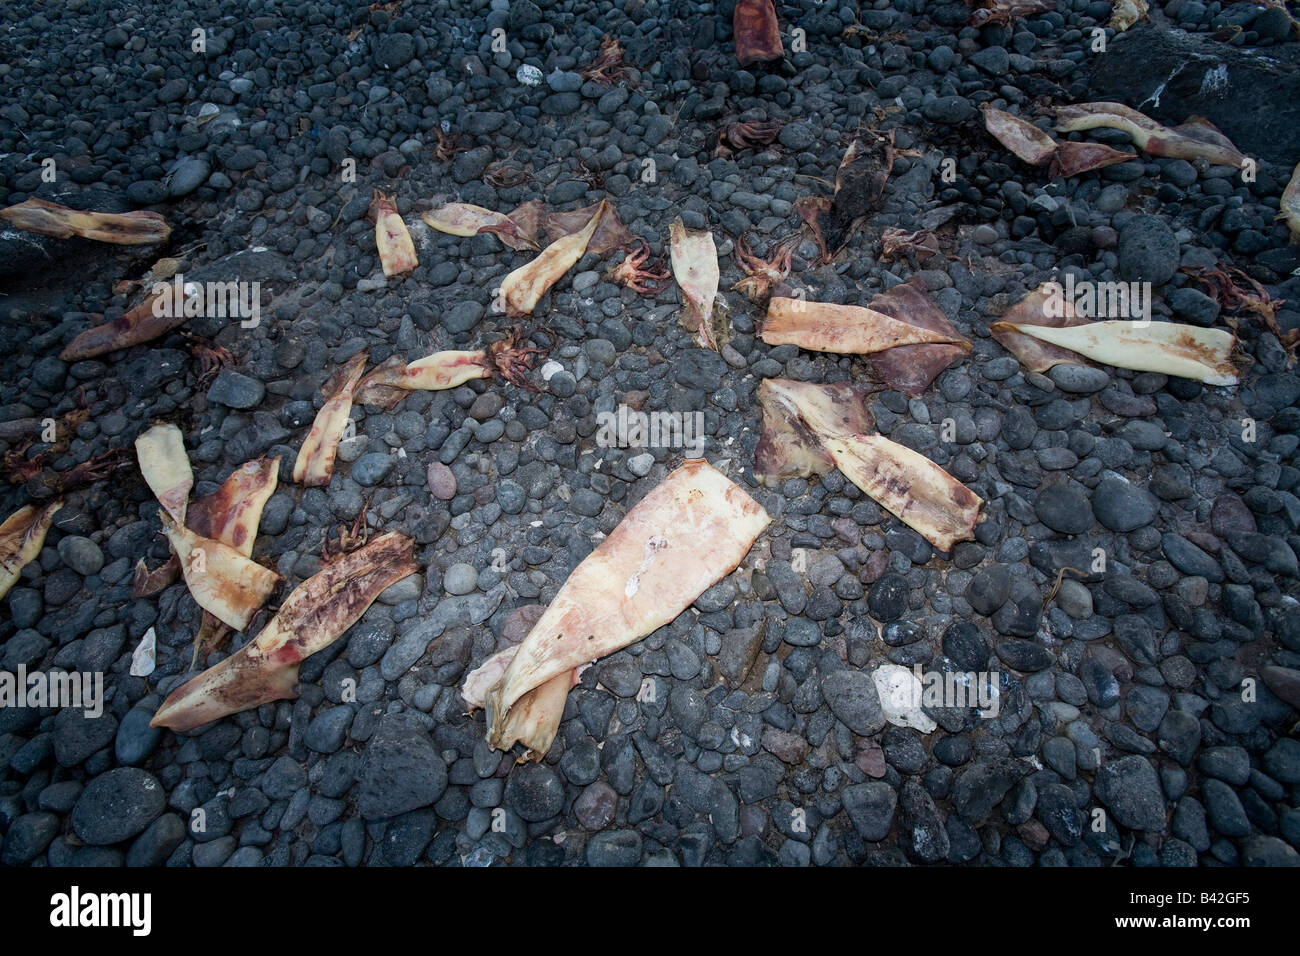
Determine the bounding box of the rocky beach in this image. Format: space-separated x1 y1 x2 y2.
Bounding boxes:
0 0 1298 869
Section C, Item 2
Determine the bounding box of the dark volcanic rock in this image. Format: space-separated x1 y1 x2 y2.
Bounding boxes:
71 768 166 845
357 714 447 820
1095 756 1166 832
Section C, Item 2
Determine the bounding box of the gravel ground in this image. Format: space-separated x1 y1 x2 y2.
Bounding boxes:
1 0 1299 868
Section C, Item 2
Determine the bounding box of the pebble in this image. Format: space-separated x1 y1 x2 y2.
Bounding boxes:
71 769 165 845
867 573 908 621
427 462 457 500
821 671 885 735
351 452 394 486
57 536 104 576
357 715 447 820
1091 475 1158 532
207 368 265 409
505 763 564 822
1034 485 1092 534
1095 756 1167 831
444 563 478 595
1118 216 1179 285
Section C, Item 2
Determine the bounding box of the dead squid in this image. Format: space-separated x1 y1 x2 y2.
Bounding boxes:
134 422 193 524
0 500 62 600
499 201 607 316
183 457 281 666
293 351 368 487
755 378 983 551
60 284 188 361
879 228 941 265
609 238 671 295
581 35 629 85
992 313 1238 384
466 459 770 760
796 133 916 263
421 201 542 252
669 217 726 350
713 120 784 160
355 328 549 409
160 510 280 633
151 532 418 732
733 0 784 65
732 233 797 305
1052 103 1248 169
369 190 418 278
981 104 1134 176
132 456 279 609
0 197 171 245
1183 265 1294 364
762 277 972 396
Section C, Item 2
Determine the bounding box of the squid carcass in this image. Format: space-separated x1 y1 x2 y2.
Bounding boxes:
669 217 723 350
763 293 966 354
160 510 280 632
0 500 62 600
293 352 368 487
421 201 542 252
1053 103 1247 168
355 331 545 409
151 532 417 732
823 434 984 553
185 457 280 667
500 201 606 316
470 459 770 759
135 423 193 524
371 190 418 277
733 0 784 65
860 278 974 397
796 135 910 263
990 318 1238 385
982 105 1058 166
988 282 1092 374
755 378 982 551
132 456 280 598
762 281 973 396
60 285 186 361
0 197 170 244
982 104 1134 176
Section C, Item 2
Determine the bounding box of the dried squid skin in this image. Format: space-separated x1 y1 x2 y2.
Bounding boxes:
1053 102 1247 168
480 460 770 756
293 352 368 487
762 296 963 354
500 201 606 316
0 197 170 244
160 510 280 632
733 0 784 65
991 319 1238 385
135 422 193 525
371 190 418 277
989 283 1093 374
152 532 417 732
668 217 721 347
823 435 983 552
0 500 62 600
